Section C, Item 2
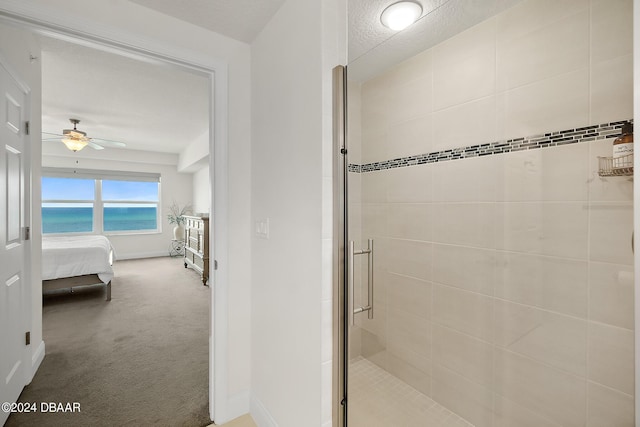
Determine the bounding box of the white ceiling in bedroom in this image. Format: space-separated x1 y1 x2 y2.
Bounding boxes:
41 37 210 154
129 0 286 43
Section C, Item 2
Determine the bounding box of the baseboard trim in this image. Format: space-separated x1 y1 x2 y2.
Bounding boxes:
115 251 170 260
28 340 45 383
250 396 279 427
225 390 250 423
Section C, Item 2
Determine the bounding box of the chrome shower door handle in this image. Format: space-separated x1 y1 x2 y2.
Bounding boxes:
349 239 374 325
367 239 374 320
348 240 355 326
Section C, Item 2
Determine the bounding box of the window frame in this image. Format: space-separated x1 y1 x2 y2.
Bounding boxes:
42 168 162 236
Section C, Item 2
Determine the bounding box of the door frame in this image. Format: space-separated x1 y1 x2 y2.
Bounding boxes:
0 5 231 423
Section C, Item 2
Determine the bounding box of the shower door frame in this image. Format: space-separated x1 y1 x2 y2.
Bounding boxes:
332 64 348 427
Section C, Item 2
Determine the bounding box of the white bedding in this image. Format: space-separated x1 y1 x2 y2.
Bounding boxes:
42 235 115 284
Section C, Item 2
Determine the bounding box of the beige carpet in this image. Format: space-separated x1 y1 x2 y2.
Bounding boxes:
6 257 211 427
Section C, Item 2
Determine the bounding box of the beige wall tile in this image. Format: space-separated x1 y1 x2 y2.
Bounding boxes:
432 364 494 427
361 85 388 135
432 154 504 203
433 244 496 296
387 76 432 125
387 203 432 242
387 307 431 359
589 262 634 329
588 202 634 265
590 55 633 125
588 322 634 395
590 0 633 63
494 300 587 376
432 284 493 341
587 381 634 427
432 324 493 387
386 273 431 319
496 11 589 91
433 96 498 151
386 114 432 160
494 394 562 427
504 68 589 140
494 348 587 427
361 203 387 239
387 238 432 281
501 143 589 202
361 170 388 204
432 17 496 111
386 48 433 87
497 202 589 259
433 203 500 249
386 165 432 203
496 0 589 43
347 81 362 164
495 252 588 318
361 128 388 164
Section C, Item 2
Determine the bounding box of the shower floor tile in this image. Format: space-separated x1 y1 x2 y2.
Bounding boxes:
348 357 474 427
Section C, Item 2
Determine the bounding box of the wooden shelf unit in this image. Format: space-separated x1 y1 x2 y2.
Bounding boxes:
183 215 210 285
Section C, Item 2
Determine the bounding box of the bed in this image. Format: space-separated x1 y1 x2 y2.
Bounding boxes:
42 235 115 301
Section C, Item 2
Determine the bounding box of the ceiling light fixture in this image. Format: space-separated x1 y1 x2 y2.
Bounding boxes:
380 1 423 31
61 136 89 152
60 118 90 152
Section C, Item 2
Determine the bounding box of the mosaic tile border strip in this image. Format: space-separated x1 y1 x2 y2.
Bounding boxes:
349 120 630 173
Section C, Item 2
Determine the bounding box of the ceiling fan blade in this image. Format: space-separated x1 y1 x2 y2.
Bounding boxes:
87 141 105 150
42 131 64 137
90 138 126 148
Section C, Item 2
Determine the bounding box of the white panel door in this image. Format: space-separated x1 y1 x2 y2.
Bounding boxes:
0 61 27 426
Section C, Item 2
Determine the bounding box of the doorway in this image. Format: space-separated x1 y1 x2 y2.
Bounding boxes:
0 10 230 424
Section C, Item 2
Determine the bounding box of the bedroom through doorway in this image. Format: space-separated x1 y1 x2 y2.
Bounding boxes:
5 29 216 426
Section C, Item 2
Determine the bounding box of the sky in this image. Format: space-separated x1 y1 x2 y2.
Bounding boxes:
42 177 158 206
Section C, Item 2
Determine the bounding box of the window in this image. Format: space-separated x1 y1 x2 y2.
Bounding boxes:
42 169 160 234
102 180 158 232
42 177 95 233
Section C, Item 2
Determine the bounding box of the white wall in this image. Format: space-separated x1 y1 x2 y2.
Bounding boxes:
0 0 253 421
192 165 210 215
42 146 193 259
250 0 345 425
0 19 44 382
178 130 209 173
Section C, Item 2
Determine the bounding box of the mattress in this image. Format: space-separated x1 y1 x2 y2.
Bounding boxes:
42 235 115 284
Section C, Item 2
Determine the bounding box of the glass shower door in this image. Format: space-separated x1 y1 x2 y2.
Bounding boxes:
336 1 635 426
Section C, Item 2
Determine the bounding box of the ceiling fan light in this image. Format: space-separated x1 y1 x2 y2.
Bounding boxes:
61 137 88 152
381 1 423 31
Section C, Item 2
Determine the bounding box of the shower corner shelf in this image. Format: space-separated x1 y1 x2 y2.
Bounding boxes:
598 155 633 177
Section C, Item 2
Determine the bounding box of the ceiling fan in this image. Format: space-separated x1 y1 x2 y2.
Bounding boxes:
42 118 127 152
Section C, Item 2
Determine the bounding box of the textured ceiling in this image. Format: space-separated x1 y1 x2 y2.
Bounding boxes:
130 0 286 43
348 0 527 82
41 37 210 154
349 0 445 62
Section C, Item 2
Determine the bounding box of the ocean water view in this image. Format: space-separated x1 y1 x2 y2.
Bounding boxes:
42 207 157 233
